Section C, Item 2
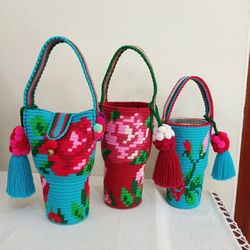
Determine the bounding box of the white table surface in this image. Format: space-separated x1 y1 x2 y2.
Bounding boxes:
0 171 241 250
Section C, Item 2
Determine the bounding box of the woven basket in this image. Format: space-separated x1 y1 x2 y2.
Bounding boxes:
22 37 98 224
100 45 159 209
163 76 214 209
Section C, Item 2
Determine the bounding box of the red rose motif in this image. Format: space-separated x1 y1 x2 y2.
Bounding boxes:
40 176 49 202
38 117 95 176
9 126 30 156
211 132 230 154
183 140 191 154
103 113 151 161
171 180 186 202
48 211 62 223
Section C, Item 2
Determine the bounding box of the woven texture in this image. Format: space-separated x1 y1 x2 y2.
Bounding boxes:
100 45 158 209
22 36 98 224
166 125 210 208
164 76 214 209
101 103 152 208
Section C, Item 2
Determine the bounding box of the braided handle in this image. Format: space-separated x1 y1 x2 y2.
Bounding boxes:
163 76 214 122
100 45 158 107
23 36 98 115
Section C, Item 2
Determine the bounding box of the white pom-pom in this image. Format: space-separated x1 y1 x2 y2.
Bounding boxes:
170 130 175 137
164 130 173 139
157 126 166 134
162 124 171 130
155 133 164 141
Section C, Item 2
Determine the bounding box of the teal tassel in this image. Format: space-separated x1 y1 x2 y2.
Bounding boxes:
211 151 236 180
6 155 35 198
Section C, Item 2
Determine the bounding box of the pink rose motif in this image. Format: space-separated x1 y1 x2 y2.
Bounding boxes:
104 113 150 160
136 165 145 184
202 132 209 155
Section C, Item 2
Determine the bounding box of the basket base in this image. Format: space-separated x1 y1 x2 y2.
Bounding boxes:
166 199 201 209
46 209 89 225
104 198 142 209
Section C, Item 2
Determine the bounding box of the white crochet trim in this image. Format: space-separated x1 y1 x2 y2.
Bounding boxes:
212 192 250 250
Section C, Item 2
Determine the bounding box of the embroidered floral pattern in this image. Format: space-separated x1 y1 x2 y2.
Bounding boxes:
48 209 68 224
120 167 144 208
135 165 144 185
103 112 150 163
168 133 209 206
32 117 95 176
71 179 90 221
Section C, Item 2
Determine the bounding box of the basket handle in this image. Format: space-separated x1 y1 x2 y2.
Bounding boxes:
23 36 98 115
100 45 158 108
163 76 214 122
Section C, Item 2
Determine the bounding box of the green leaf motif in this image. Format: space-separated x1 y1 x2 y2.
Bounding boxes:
110 110 120 121
189 175 203 191
81 189 88 206
199 143 203 157
167 189 173 201
121 188 133 207
134 187 142 205
102 149 111 159
131 179 138 194
31 115 48 136
71 202 84 221
76 158 94 176
184 168 193 185
31 139 45 156
39 161 53 175
110 191 118 207
57 208 68 224
131 150 148 165
185 191 196 205
145 116 152 129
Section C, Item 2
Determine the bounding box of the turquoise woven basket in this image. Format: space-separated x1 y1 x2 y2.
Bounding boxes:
163 76 214 209
21 36 98 224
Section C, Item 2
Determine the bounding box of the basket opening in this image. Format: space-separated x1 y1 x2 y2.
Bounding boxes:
102 101 149 109
170 118 208 125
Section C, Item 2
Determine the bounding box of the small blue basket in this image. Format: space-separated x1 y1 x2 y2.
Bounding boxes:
163 76 214 209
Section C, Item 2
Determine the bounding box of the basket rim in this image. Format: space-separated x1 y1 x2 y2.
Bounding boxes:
167 117 211 127
101 101 150 110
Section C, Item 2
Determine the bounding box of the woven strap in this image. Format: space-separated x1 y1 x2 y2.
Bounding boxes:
163 76 214 122
23 36 98 115
100 45 158 107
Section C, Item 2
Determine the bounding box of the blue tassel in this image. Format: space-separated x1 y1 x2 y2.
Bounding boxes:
211 151 236 180
6 155 35 198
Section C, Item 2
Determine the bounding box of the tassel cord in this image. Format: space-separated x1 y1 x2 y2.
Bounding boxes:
149 103 162 126
204 115 219 135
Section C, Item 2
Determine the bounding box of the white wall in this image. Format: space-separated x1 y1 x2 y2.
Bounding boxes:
0 0 249 214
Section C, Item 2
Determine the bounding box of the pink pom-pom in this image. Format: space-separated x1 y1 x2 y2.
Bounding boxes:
9 126 30 156
211 131 230 154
